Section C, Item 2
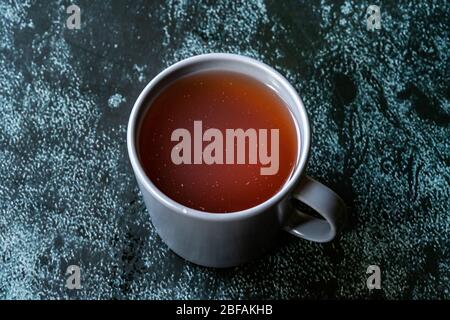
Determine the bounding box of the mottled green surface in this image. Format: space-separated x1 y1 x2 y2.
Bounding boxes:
0 0 449 299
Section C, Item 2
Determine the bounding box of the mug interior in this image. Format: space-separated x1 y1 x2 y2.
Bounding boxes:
128 53 311 218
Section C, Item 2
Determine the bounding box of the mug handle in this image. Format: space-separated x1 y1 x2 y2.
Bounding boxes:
283 176 347 243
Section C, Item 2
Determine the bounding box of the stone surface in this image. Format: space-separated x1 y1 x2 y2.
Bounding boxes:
0 0 448 299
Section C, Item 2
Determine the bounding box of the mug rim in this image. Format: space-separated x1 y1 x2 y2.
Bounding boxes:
127 53 311 221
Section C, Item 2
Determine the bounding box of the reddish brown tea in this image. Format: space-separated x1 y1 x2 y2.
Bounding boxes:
138 70 298 213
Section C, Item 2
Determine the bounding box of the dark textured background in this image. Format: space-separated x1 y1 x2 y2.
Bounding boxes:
0 0 449 299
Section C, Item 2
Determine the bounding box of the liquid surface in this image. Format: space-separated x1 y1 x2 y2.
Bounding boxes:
138 70 298 213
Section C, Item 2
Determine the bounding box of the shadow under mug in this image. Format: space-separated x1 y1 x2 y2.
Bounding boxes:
127 53 347 268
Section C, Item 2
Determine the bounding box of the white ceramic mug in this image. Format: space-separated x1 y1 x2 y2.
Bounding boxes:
128 53 347 268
